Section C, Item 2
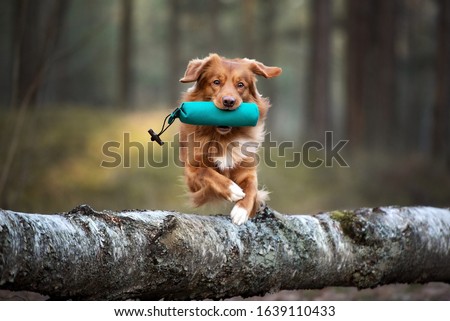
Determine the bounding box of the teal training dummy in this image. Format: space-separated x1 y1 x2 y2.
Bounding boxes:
148 101 259 145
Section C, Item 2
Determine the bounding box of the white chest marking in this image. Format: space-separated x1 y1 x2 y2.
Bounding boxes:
213 137 260 171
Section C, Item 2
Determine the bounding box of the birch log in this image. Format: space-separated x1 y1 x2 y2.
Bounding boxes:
0 205 449 300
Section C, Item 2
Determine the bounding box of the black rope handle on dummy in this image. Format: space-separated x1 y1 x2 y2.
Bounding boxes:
148 108 181 146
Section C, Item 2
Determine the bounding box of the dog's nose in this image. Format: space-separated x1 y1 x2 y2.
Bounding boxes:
222 96 236 109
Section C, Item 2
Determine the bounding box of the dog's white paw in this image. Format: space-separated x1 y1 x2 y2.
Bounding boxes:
228 182 245 202
230 204 249 225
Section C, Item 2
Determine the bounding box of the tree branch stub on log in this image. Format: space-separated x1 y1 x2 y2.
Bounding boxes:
0 205 449 300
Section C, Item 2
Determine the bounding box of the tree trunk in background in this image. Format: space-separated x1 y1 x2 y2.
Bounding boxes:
117 0 133 110
309 0 331 139
398 1 421 153
1 205 450 300
433 0 450 168
10 0 70 109
10 0 27 109
345 0 369 148
208 0 221 52
372 0 396 148
10 0 40 109
346 0 397 150
242 0 256 58
260 0 278 130
168 0 181 106
397 1 437 154
1 0 69 207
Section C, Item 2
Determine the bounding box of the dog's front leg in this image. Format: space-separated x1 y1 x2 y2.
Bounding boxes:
229 168 258 225
184 164 245 206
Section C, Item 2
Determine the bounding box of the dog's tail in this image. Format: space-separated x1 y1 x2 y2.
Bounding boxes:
256 188 270 208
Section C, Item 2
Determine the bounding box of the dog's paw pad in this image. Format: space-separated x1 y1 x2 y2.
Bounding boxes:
230 205 249 225
228 182 245 202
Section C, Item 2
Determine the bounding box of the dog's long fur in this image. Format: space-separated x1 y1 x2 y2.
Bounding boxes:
179 53 282 225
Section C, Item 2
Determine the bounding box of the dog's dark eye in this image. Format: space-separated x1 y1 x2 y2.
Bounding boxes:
237 82 245 88
213 80 221 85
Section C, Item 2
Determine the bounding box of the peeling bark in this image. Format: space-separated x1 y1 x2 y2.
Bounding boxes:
0 205 449 300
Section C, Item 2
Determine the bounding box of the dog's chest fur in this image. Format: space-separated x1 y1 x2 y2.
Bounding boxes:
211 125 264 172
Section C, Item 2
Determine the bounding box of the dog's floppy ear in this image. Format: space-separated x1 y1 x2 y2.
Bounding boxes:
180 54 221 83
180 58 205 83
248 60 282 79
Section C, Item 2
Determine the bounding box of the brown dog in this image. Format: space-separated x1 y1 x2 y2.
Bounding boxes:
179 53 282 225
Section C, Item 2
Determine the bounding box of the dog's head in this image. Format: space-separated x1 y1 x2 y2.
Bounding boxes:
180 54 281 134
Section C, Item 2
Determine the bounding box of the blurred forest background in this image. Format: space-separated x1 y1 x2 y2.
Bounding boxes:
0 0 449 300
